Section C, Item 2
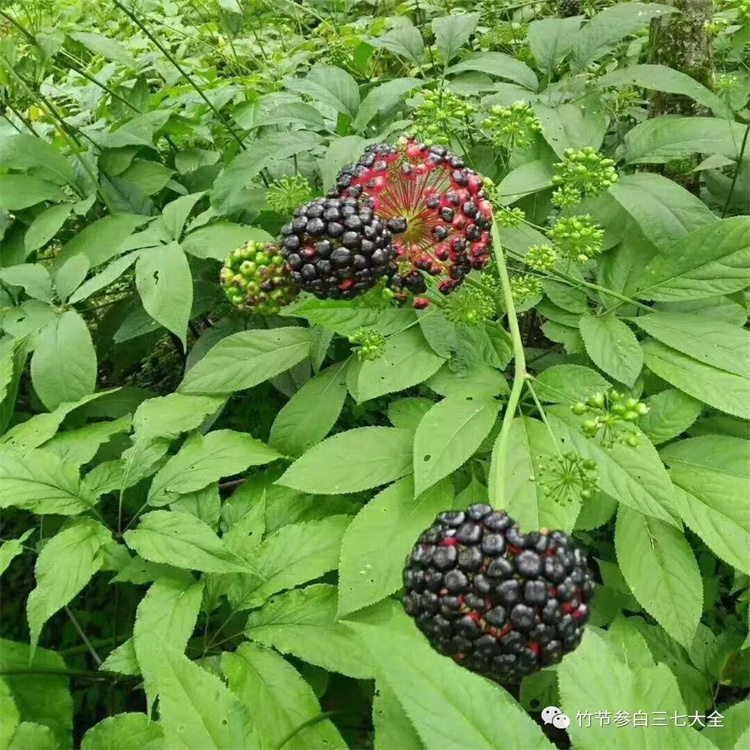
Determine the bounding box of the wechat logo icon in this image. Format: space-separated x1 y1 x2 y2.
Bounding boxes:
542 706 571 730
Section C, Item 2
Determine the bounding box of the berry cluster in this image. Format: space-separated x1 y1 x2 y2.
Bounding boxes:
538 453 599 504
267 175 312 214
480 22 527 51
329 138 493 301
402 504 595 683
496 205 526 228
348 327 386 361
280 197 397 300
509 274 543 306
551 147 618 208
572 390 649 447
481 102 542 150
444 285 496 326
412 90 476 146
220 241 299 315
557 0 581 17
524 244 559 272
547 215 605 263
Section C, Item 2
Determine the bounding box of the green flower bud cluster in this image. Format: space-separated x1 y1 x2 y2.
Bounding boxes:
445 285 497 325
727 0 750 23
537 452 599 505
509 274 543 305
267 174 312 214
716 74 739 93
571 389 649 448
497 206 526 228
323 38 352 69
349 327 386 361
551 147 618 207
547 215 604 263
220 240 299 315
412 90 476 146
524 244 559 272
481 101 542 150
704 16 730 36
480 22 527 50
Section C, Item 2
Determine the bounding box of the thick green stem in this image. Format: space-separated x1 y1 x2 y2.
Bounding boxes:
490 220 526 507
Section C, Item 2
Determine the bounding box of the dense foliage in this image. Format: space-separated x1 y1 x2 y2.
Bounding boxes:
0 0 749 748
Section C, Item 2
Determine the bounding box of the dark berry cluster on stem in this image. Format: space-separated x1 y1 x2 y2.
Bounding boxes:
402 504 595 683
280 197 397 300
328 137 493 304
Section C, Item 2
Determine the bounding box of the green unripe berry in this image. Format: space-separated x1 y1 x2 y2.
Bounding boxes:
580 489 592 501
572 402 588 415
636 402 649 415
588 393 605 409
623 410 640 422
626 434 639 447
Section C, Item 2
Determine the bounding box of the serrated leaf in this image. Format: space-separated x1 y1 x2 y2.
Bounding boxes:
642 340 750 419
369 26 424 65
277 427 413 494
285 66 360 118
148 430 279 506
0 530 31 579
639 389 702 445
136 243 193 347
0 264 53 303
39 416 131 467
533 364 611 404
123 511 253 574
0 447 96 515
615 506 702 648
179 328 311 395
413 395 498 496
68 252 138 304
25 204 73 254
53 254 90 302
338 477 453 618
579 313 642 387
55 214 147 268
27 518 111 649
432 13 480 63
373 685 423 750
0 134 78 186
0 176 65 210
527 17 583 73
80 713 163 750
426 362 508 398
222 643 346 750
387 398 434 431
0 679 20 749
348 619 553 750
245 585 375 679
162 193 205 241
354 77 422 131
448 51 537 90
269 361 348 457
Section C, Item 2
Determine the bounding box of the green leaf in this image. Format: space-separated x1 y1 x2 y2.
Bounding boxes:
68 253 138 304
427 362 508 399
320 136 371 191
527 17 583 74
636 217 750 301
179 328 311 395
642 340 750 419
639 389 702 445
616 506 701 648
495 160 554 203
0 176 65 211
55 214 147 268
0 446 96 515
181 223 272 261
609 173 717 251
139 640 252 750
0 530 31 579
572 3 675 70
354 78 422 131
222 643 346 750
0 134 78 186
355 327 445 402
171 484 221 530
0 679 20 749
348 619 553 750
136 243 193 347
148 430 280 506
277 427 413 495
286 65 360 119
211 132 323 215
133 573 205 703
100 639 139 676
373 685 423 750
96 111 170 150
596 65 726 116
120 160 174 195
230 515 350 609
533 102 608 158
70 31 136 66
7 722 58 750
432 13 481 63
0 639 72 748
54 254 90 302
27 518 111 649
447 51 537 90
501 417 581 532
0 264 53 303
132 393 225 440
338 477 453 618
633 312 750 378
25 204 73 254
80 713 163 750
622 116 748 165
40 415 131 467
269 361 348 457
413 395 498 496
579 313 642 387
123 511 254 573
533 364 611 404
370 26 425 65
387 398 434 431
31 311 97 410
558 629 714 750
546 406 680 525
245 585 375 679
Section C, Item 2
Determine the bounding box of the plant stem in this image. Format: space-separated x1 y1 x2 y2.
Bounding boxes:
111 0 246 149
489 219 526 507
722 121 750 218
272 713 336 750
0 668 127 681
64 606 102 667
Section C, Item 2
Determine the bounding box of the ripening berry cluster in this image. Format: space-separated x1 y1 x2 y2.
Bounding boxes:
572 390 649 447
547 215 605 263
412 90 477 146
481 102 542 150
551 147 618 208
